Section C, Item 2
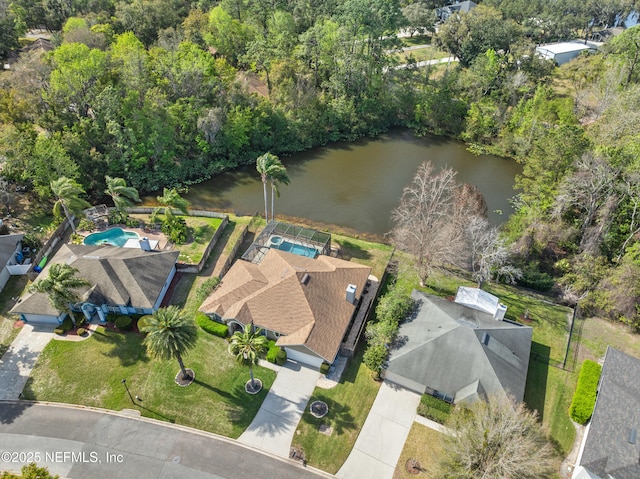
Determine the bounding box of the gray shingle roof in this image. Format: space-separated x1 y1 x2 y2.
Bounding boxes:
10 244 178 315
578 347 640 479
0 234 23 270
386 290 532 403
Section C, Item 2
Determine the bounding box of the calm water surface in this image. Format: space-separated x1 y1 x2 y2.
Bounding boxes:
176 130 522 236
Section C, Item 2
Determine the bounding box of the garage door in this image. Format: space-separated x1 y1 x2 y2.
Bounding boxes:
284 348 323 369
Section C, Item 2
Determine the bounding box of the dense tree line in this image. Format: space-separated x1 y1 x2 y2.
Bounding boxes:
3 1 640 327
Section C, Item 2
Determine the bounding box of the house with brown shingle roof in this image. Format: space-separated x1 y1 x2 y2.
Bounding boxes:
10 244 179 324
200 248 371 368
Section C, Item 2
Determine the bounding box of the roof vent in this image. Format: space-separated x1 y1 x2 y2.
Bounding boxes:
630 428 637 444
346 284 357 304
481 332 490 346
300 273 310 285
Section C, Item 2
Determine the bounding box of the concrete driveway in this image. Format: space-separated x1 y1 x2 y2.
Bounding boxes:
0 323 55 400
337 381 421 479
238 361 320 458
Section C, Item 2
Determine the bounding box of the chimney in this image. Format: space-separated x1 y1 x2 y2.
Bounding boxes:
346 284 357 304
139 237 151 252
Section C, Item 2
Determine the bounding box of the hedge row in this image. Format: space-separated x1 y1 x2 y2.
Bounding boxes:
266 343 287 365
196 312 228 338
569 359 602 425
417 394 453 424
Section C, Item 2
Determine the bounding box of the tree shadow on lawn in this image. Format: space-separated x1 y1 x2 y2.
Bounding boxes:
335 240 371 261
524 342 550 423
91 328 150 367
300 394 356 435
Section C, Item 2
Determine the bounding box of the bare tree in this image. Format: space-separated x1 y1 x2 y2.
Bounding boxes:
465 216 521 288
0 177 16 215
436 395 556 479
553 152 619 253
391 161 475 286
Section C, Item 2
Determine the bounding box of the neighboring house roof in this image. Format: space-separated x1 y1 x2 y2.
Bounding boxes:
536 42 595 57
200 248 371 363
0 234 23 269
11 244 179 316
437 0 478 18
577 347 640 479
386 290 532 403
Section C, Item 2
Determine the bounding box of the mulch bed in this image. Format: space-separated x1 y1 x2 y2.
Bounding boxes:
405 458 422 475
13 320 24 329
175 368 195 387
245 378 262 394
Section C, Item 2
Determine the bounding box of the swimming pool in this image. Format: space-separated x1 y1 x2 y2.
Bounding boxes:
84 228 140 247
272 238 319 258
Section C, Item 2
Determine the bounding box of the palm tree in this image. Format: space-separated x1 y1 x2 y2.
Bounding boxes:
140 306 198 381
269 162 290 221
229 323 268 390
28 263 90 324
104 176 140 212
51 177 90 234
256 152 280 221
153 187 189 222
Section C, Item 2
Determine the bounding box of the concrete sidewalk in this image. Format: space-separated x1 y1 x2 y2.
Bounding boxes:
238 361 320 458
337 381 421 479
0 323 55 400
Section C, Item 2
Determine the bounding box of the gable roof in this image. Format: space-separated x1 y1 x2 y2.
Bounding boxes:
11 244 178 316
0 234 23 269
577 347 640 479
200 248 371 363
386 290 532 403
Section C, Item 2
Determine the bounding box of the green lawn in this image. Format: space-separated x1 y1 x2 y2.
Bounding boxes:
400 35 433 47
393 423 445 479
0 276 27 357
23 327 275 438
129 214 224 264
292 345 381 474
396 47 450 64
331 234 394 279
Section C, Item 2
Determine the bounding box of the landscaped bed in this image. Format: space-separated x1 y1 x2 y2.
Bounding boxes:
22 326 275 438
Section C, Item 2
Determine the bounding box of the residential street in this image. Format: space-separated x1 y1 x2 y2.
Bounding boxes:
0 402 330 479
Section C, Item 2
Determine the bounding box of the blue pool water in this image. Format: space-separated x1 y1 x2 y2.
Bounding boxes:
276 240 319 258
84 228 139 247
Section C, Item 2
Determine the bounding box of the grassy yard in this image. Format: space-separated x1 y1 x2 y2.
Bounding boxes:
0 276 28 357
22 327 276 438
332 234 394 279
291 345 381 474
393 423 445 479
396 47 450 64
129 214 223 264
400 35 433 47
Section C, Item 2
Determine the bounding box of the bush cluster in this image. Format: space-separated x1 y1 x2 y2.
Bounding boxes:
137 315 153 332
162 216 188 244
569 359 602 425
417 394 453 424
114 315 133 331
196 312 228 337
266 343 286 365
54 316 74 335
194 277 221 305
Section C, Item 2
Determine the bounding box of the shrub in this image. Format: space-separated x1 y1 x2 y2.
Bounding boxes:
266 344 283 363
276 348 286 365
363 343 388 378
162 216 188 244
125 216 140 228
77 328 86 336
115 315 133 331
0 223 9 235
77 218 95 232
418 394 453 424
517 263 555 292
569 360 602 425
60 317 73 333
196 312 228 337
319 362 331 375
108 210 128 225
137 315 153 331
54 328 64 335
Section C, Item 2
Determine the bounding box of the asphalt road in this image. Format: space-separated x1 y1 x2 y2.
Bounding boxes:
0 401 330 479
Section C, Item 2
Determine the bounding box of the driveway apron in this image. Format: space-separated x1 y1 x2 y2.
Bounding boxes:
0 323 55 400
238 361 320 458
337 381 421 479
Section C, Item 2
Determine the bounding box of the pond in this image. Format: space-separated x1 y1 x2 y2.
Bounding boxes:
155 130 522 237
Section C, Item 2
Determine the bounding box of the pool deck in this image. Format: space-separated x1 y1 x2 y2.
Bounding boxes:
79 225 170 251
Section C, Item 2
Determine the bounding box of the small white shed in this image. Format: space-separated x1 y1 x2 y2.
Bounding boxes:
536 42 596 65
454 286 507 321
